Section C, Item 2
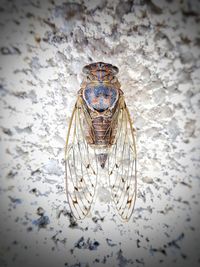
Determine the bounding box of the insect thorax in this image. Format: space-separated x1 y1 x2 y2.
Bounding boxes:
82 62 120 113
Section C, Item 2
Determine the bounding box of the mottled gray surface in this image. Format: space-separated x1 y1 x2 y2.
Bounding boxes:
0 0 200 267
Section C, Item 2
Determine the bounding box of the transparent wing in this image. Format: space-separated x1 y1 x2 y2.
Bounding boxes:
108 96 137 221
65 97 98 220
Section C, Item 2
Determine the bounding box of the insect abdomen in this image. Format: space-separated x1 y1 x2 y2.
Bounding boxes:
85 116 116 147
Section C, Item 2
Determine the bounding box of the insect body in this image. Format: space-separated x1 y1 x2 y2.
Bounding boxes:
65 62 137 221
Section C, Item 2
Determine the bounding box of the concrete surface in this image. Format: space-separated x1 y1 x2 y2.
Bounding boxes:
0 0 200 266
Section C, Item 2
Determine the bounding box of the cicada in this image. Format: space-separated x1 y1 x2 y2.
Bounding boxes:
65 62 137 221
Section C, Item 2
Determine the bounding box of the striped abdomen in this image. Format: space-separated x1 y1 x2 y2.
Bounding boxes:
85 115 117 147
85 115 117 168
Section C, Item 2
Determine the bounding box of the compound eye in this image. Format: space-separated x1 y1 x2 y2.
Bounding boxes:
111 66 119 75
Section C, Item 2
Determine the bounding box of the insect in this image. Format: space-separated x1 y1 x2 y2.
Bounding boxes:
65 62 137 221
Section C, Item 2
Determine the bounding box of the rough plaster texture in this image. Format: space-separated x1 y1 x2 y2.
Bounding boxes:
0 0 200 266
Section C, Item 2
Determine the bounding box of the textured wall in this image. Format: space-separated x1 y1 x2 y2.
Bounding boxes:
0 0 200 266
